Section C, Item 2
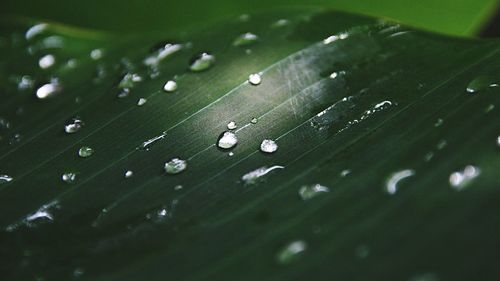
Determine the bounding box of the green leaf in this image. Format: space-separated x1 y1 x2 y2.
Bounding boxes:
1 0 498 36
1 9 500 281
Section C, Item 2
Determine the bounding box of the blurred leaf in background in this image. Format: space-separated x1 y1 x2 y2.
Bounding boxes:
0 0 498 36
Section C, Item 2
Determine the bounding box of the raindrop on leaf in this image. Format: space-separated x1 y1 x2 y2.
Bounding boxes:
260 139 278 153
164 158 187 174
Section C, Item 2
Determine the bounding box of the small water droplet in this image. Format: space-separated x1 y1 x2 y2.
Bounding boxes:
62 172 76 183
125 170 133 178
217 132 238 149
137 98 147 106
26 23 48 40
241 165 284 185
385 169 416 194
17 75 34 90
248 73 261 85
449 165 480 190
36 80 61 99
260 139 278 153
144 43 183 67
73 267 85 278
6 201 60 231
436 139 447 150
271 19 290 28
163 80 177 92
298 184 329 200
233 32 259 47
374 100 392 109
78 146 94 158
164 158 187 174
38 54 55 69
90 49 104 60
227 121 237 130
189 53 215 72
251 117 258 124
340 169 351 177
64 117 84 134
497 136 500 146
323 33 348 44
276 240 307 265
0 174 13 183
434 118 443 127
118 73 142 89
228 152 234 157
138 131 167 150
174 185 183 190
117 88 130 98
466 75 498 93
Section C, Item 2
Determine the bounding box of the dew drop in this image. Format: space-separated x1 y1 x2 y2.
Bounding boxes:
276 240 307 265
62 172 76 183
144 43 182 67
38 54 55 69
36 81 61 99
189 53 215 72
174 185 183 190
323 33 348 44
228 152 234 157
25 23 48 40
260 139 278 153
217 131 238 149
340 169 351 177
64 117 84 134
78 146 94 158
118 73 142 89
125 170 133 178
241 165 284 185
0 174 13 184
299 184 330 200
163 80 177 92
137 98 147 106
233 32 259 47
227 121 237 130
385 169 416 194
17 75 34 90
251 117 258 124
449 165 480 190
90 49 104 60
164 158 187 174
248 73 261 85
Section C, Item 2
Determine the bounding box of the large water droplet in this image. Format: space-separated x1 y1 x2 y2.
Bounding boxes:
385 169 416 194
449 165 480 190
299 184 330 200
466 75 498 93
189 53 215 72
62 172 76 183
64 117 84 134
163 80 177 92
248 73 261 85
233 32 259 47
241 165 284 185
36 80 61 99
0 174 13 184
260 139 278 153
164 158 187 174
227 121 237 130
38 54 55 69
78 146 94 158
217 132 238 149
276 240 307 265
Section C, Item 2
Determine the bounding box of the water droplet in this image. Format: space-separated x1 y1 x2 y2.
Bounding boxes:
228 152 234 156
62 172 76 183
251 117 258 124
248 73 261 85
233 32 259 47
276 240 307 265
189 53 215 72
137 98 147 106
385 169 416 194
449 165 480 190
118 73 142 89
434 118 443 127
340 169 351 177
26 23 48 40
241 165 284 185
90 49 104 60
163 80 177 92
64 117 84 134
271 19 290 28
0 174 13 183
374 100 393 109
137 131 167 150
17 75 34 90
164 158 187 174
217 131 238 149
323 33 348 44
38 54 55 69
227 121 237 130
125 170 133 178
497 135 500 146
466 75 498 93
36 81 61 99
298 184 330 200
6 201 60 232
260 139 278 153
144 43 182 67
9 133 21 145
174 185 183 190
117 88 130 98
78 146 94 158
